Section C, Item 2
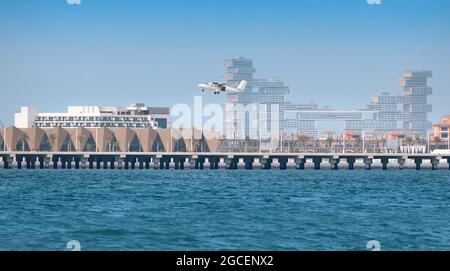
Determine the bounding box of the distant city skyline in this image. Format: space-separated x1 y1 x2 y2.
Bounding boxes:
1 0 449 126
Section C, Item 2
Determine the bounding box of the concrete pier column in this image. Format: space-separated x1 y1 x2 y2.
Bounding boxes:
398 158 406 170
347 157 355 170
88 160 94 169
116 157 124 169
63 158 69 169
139 159 144 170
329 157 339 170
102 161 108 169
30 158 36 169
52 157 58 169
95 159 101 169
225 157 237 170
44 157 50 169
130 158 136 169
80 157 87 169
30 157 36 169
414 158 422 170
224 158 231 170
431 157 439 170
175 158 185 170
117 155 125 169
117 158 123 169
295 157 305 170
364 158 373 170
313 157 322 170
244 157 254 170
447 158 450 170
260 158 272 170
62 158 68 169
180 158 185 170
74 158 80 169
44 155 51 169
153 158 161 169
10 155 17 169
165 158 171 169
380 158 389 170
188 158 196 169
51 157 59 169
16 156 23 169
2 156 11 169
67 158 72 169
197 158 205 170
6 156 12 169
30 159 36 169
209 158 219 169
278 157 288 170
7 156 12 169
59 158 65 169
145 160 150 169
38 157 44 169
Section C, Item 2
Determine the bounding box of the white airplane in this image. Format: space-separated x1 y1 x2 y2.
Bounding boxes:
197 80 247 94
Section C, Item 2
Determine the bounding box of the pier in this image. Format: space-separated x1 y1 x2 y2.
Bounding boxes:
1 152 450 170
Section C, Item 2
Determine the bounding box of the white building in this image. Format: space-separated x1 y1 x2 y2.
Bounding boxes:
14 107 39 128
14 103 171 129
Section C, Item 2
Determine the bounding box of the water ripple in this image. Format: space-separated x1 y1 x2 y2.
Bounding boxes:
0 169 449 250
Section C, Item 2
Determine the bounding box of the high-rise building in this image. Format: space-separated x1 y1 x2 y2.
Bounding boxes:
222 57 380 139
364 70 433 137
222 58 433 139
223 57 318 139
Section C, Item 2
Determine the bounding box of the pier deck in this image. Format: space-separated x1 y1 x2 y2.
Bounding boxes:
1 151 450 170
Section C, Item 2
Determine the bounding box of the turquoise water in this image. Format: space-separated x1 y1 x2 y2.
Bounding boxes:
0 169 450 251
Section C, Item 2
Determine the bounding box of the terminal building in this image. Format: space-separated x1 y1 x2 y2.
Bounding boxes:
14 103 171 129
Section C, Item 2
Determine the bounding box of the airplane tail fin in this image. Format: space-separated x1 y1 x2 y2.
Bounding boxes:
236 80 247 92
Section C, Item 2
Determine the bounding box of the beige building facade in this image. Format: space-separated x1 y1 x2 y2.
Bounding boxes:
0 127 219 153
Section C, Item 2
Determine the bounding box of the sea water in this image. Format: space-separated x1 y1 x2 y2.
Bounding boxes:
0 169 449 250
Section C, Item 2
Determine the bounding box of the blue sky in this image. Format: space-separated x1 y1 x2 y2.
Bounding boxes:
1 0 449 126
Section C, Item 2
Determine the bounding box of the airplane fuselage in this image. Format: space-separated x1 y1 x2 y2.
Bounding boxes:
197 80 247 95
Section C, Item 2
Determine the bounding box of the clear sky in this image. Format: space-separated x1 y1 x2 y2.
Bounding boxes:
1 0 449 126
